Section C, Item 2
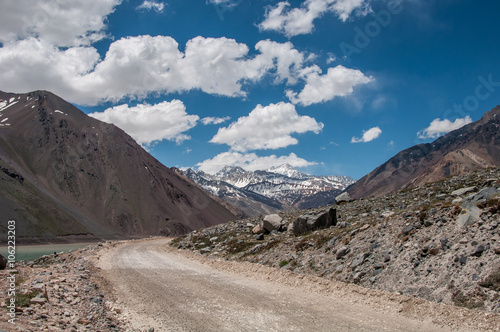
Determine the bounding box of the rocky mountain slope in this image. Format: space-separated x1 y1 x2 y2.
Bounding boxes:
184 164 355 217
347 106 500 199
173 167 500 313
0 90 235 242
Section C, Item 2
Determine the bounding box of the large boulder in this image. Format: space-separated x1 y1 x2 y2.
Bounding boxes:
289 208 337 236
458 187 500 227
263 214 283 232
335 192 353 204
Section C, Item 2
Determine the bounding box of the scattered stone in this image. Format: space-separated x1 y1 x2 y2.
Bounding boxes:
263 214 283 232
401 225 414 236
252 223 266 235
472 245 486 257
254 234 264 241
381 211 395 218
451 186 477 196
335 192 353 204
30 296 47 305
289 208 337 236
336 246 350 260
199 247 212 254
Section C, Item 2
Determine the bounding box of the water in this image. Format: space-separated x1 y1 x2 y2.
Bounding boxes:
0 242 96 261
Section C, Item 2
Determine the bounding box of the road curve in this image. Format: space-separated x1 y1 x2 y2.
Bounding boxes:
97 238 450 332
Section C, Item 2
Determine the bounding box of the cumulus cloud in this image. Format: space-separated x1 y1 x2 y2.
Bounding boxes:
259 0 372 37
136 1 165 12
0 35 340 106
351 126 382 143
210 102 323 151
0 0 121 47
417 116 472 139
286 65 373 106
201 116 231 125
196 151 316 174
88 100 199 146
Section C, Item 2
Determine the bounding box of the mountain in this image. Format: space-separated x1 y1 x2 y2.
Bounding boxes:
184 165 355 216
347 106 500 198
0 90 235 243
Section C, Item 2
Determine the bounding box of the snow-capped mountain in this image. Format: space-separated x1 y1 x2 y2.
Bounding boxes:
184 165 356 216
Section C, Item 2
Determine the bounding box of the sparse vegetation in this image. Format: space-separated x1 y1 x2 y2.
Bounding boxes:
279 260 289 267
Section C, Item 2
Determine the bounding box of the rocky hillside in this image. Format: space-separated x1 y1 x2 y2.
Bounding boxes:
173 168 500 313
184 164 355 217
0 90 235 242
347 106 500 198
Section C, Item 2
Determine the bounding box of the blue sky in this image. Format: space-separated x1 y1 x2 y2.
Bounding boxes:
1 0 499 179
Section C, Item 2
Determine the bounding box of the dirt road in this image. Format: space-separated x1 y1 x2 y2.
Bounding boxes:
96 239 485 332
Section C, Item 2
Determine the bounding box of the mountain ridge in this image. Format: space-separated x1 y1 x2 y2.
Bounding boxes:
185 165 355 216
0 90 236 242
347 106 500 198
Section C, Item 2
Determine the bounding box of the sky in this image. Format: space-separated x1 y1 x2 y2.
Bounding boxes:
0 0 499 179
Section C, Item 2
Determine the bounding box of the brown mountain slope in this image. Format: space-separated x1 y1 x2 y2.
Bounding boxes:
0 90 235 242
347 106 500 198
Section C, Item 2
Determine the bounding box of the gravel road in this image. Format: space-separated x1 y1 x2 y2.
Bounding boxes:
95 238 469 332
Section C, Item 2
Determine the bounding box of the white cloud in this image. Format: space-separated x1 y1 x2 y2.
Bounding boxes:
0 0 121 47
201 116 231 125
0 35 336 106
88 100 199 146
332 0 372 22
351 126 382 143
137 1 165 12
259 0 372 37
196 151 316 174
326 52 337 64
417 116 472 139
210 102 323 151
208 0 240 6
287 65 373 106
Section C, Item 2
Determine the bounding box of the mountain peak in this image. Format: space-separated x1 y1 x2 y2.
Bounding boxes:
267 164 308 179
0 90 236 241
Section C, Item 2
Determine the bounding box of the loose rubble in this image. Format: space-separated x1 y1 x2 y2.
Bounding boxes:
0 243 125 331
173 168 500 313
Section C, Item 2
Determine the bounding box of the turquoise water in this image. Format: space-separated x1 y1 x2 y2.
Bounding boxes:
0 242 96 261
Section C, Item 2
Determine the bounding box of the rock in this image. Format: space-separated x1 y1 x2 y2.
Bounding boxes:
451 186 477 196
210 237 218 242
30 296 47 305
359 224 370 232
381 211 395 218
336 246 350 259
472 245 486 257
327 237 338 248
0 253 7 270
254 234 264 241
459 256 467 265
199 247 212 254
351 253 369 269
252 223 266 235
493 246 500 255
401 225 414 235
459 187 500 227
353 271 365 283
290 208 337 236
263 214 283 232
335 192 353 204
